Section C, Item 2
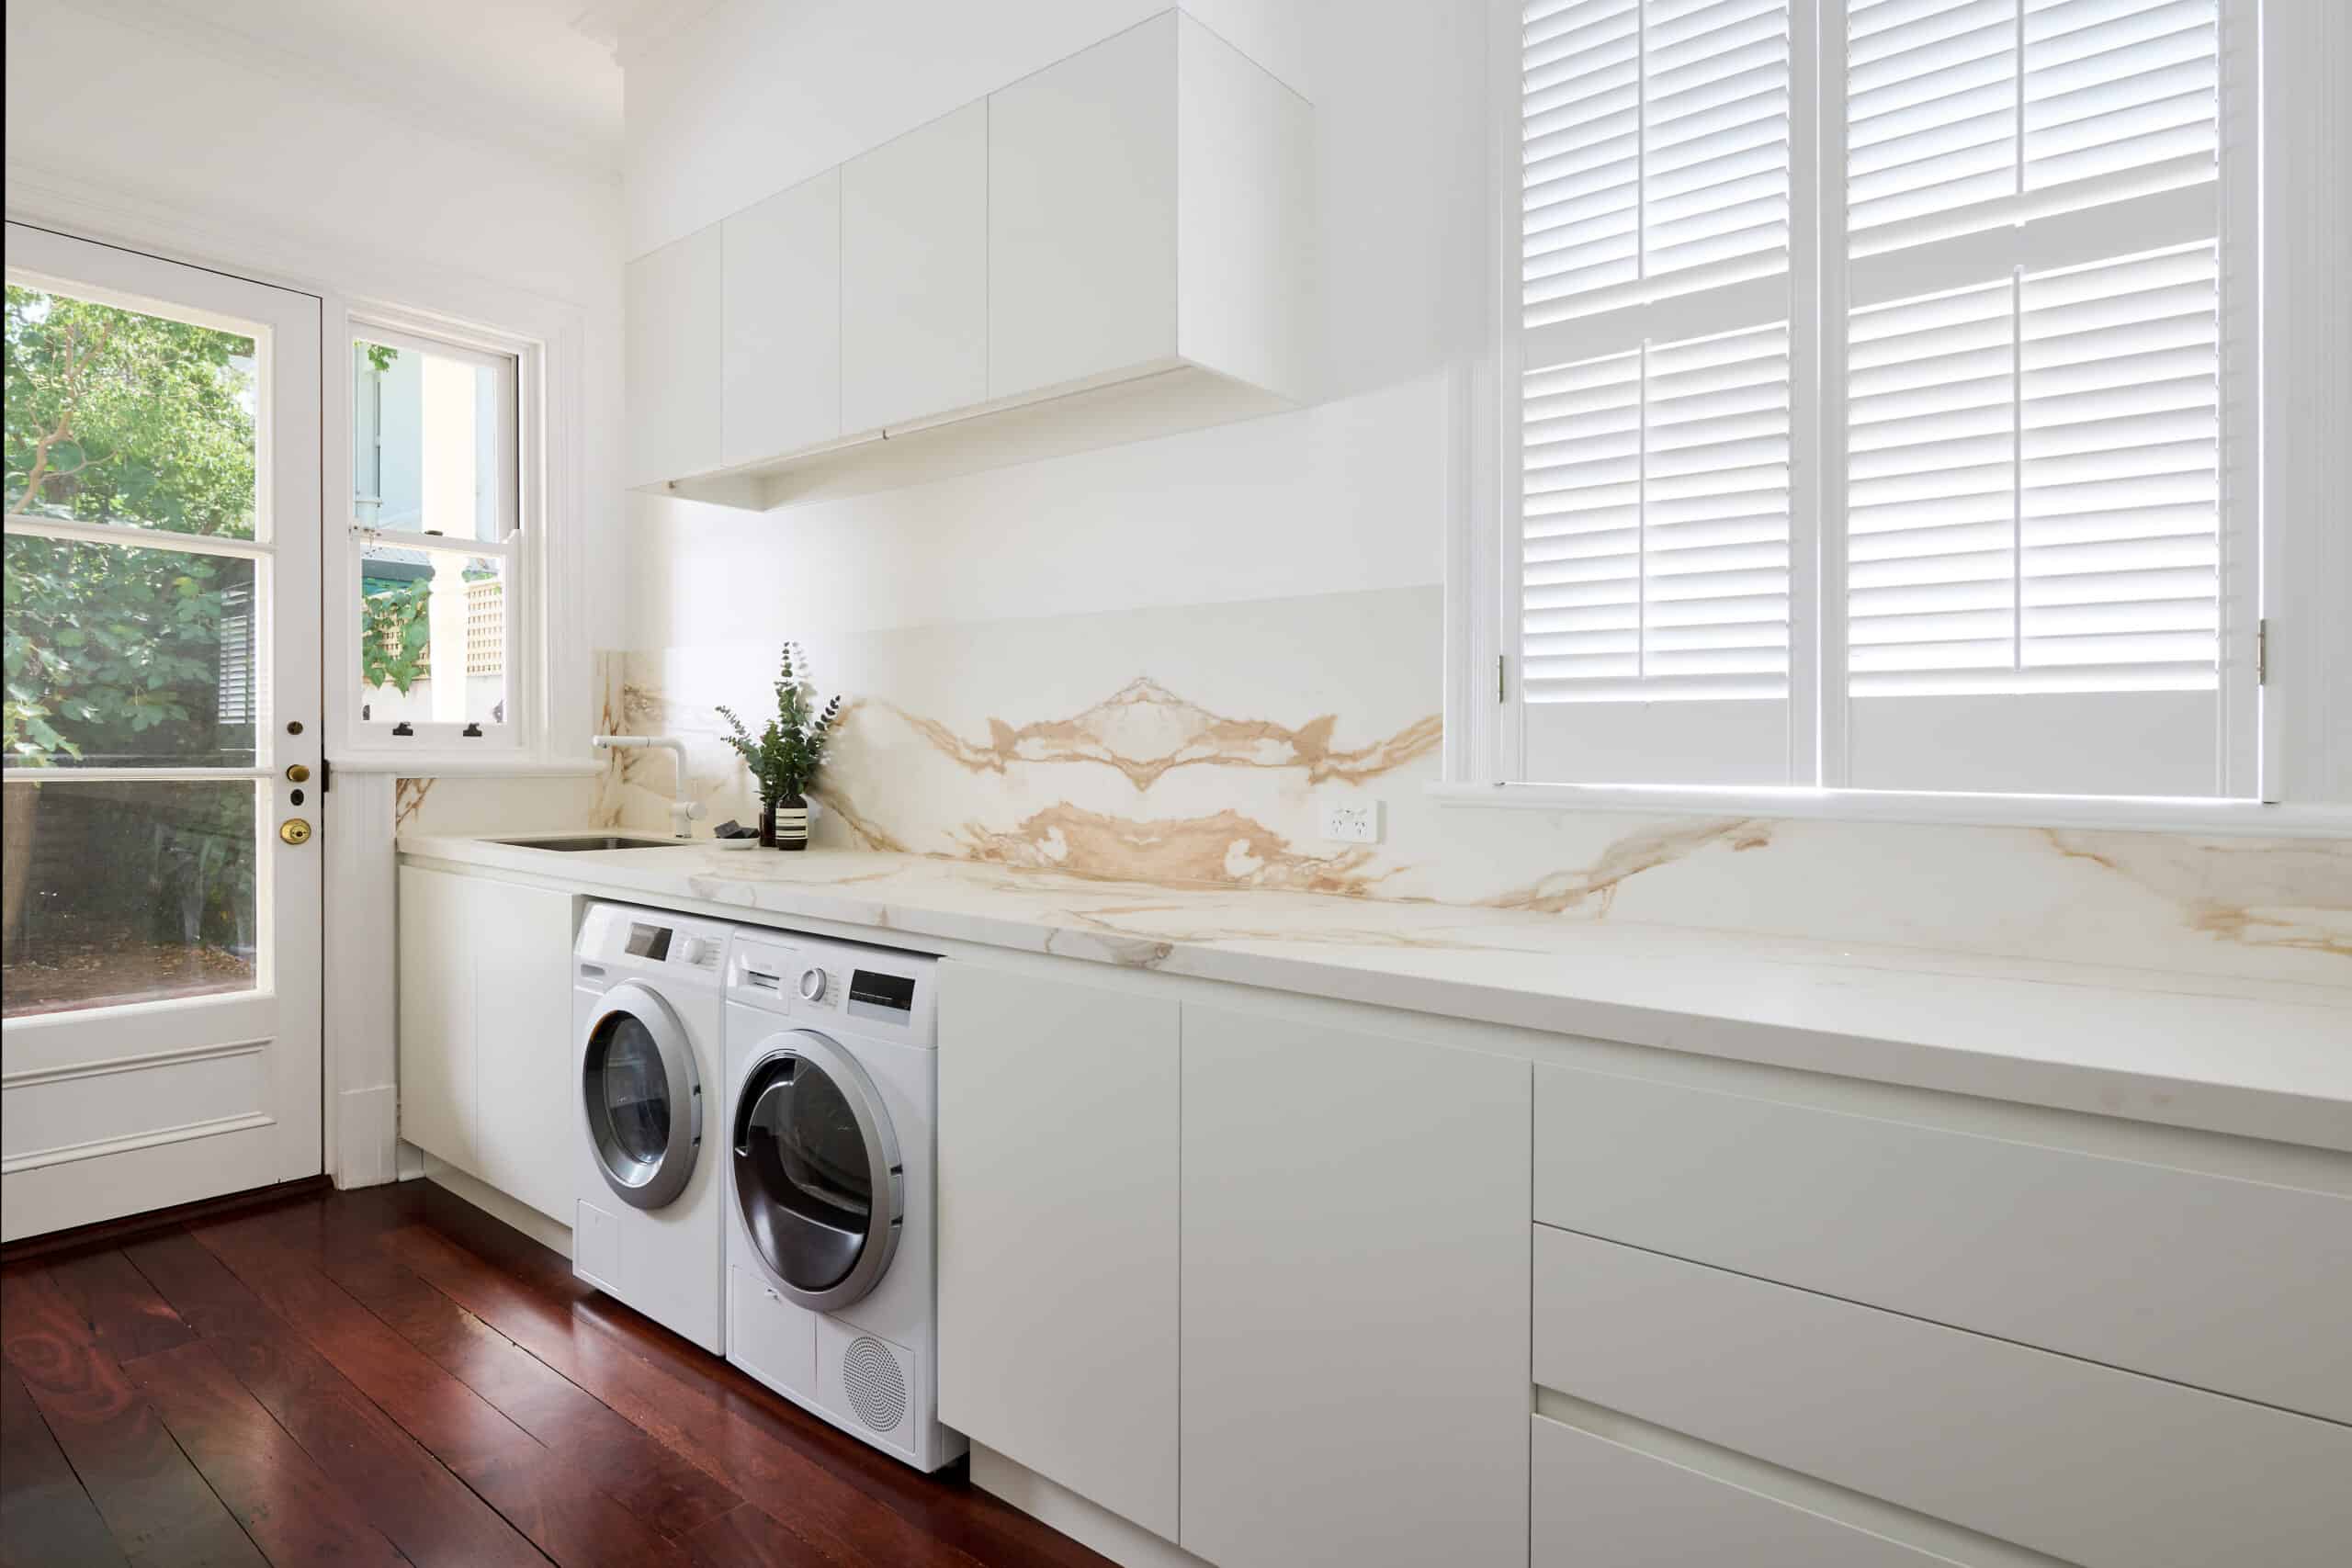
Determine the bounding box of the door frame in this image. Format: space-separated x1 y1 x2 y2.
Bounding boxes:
5 167 600 1198
2 220 324 1237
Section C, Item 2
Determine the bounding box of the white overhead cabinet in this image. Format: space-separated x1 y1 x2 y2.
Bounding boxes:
624 224 721 491
842 104 989 434
625 9 1311 509
722 169 842 468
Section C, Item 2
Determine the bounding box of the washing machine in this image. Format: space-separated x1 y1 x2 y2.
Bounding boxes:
723 927 965 1472
572 901 733 1352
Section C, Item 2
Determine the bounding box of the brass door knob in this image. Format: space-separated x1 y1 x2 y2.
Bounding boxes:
279 819 313 845
286 763 311 783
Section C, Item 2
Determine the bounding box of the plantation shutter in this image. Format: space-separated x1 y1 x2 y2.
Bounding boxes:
1515 0 1799 785
1503 0 2251 798
1838 0 2244 797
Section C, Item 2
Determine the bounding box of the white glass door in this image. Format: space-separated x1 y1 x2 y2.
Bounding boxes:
2 222 322 1241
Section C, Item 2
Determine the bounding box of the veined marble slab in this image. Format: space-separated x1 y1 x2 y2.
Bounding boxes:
399 832 2352 1154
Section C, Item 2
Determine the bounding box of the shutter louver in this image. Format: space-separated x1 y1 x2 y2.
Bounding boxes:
1523 324 1791 701
1523 0 1791 326
1849 0 2217 255
1848 243 2217 695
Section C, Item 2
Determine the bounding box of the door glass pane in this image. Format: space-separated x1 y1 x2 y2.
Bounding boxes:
357 544 505 729
5 284 257 539
778 1065 871 1223
598 1015 672 1167
4 534 258 768
351 335 507 542
2 779 257 1017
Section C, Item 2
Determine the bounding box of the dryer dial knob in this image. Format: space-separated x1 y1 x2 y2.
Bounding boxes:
797 966 827 1003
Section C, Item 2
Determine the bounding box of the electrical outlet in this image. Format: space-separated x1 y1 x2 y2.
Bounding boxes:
1319 797 1382 844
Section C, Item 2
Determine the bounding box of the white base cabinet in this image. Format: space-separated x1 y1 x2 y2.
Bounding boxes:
936 960 1182 1540
396 865 575 1222
1180 1006 1530 1568
936 960 1532 1568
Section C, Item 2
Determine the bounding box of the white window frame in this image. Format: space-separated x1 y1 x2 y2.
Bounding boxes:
327 303 564 771
1444 0 2352 835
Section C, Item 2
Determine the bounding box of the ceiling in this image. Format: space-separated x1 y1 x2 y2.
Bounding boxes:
124 0 628 177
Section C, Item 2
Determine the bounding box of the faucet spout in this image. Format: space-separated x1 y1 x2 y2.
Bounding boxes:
593 735 707 839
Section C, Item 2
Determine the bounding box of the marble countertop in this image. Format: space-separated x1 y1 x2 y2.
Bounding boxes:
398 831 2352 1152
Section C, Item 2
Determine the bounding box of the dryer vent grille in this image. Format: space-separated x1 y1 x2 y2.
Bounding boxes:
842 1335 907 1432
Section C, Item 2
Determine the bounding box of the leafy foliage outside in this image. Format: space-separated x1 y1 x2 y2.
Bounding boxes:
718 643 842 803
5 284 257 767
3 285 260 989
362 575 433 693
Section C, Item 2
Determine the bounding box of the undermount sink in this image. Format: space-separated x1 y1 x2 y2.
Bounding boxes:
492 835 693 852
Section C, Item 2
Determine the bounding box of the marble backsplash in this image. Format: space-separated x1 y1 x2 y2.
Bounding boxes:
593 585 2349 988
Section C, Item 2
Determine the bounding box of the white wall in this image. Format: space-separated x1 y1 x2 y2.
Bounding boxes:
5 0 628 655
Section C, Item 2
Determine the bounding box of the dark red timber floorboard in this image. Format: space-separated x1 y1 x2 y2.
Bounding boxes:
0 1268 265 1567
5 1182 1118 1567
0 1361 130 1568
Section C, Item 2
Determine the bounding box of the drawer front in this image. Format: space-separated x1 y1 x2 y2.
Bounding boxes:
1533 1225 2352 1568
1532 1417 1948 1568
1534 1063 2352 1420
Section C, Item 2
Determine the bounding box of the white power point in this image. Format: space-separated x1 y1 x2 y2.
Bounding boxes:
1319 797 1383 844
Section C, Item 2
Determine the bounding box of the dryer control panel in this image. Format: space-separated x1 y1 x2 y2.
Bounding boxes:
726 931 937 1046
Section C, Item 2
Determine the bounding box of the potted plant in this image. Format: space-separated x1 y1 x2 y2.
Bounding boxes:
718 643 842 850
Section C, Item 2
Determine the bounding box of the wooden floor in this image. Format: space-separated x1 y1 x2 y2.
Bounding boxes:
0 1181 1113 1568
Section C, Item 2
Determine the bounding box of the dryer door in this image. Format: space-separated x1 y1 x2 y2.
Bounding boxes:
732 1030 903 1312
581 982 702 1210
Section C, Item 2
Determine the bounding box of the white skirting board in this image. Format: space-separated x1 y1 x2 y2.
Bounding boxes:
969 1445 1209 1568
334 1084 400 1189
415 1152 572 1259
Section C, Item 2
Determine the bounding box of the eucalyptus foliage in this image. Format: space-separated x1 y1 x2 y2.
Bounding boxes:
718 643 842 803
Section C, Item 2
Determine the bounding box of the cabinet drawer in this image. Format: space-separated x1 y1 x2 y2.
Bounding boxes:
1532 1417 1947 1568
1533 1225 2352 1568
1534 1063 2352 1420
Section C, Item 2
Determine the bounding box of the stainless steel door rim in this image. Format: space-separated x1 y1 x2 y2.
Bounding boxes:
731 1029 903 1313
581 981 703 1210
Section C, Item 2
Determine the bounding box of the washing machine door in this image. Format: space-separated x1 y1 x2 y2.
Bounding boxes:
581 983 702 1211
732 1030 902 1312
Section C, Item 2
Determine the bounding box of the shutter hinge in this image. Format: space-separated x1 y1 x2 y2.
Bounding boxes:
1497 653 1508 704
2256 618 2268 684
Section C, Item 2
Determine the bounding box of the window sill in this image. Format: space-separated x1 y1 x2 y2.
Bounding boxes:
327 752 605 779
1425 782 2352 840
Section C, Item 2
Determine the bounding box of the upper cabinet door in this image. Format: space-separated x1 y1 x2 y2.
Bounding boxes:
988 15 1178 402
842 101 989 433
625 225 723 489
723 169 842 467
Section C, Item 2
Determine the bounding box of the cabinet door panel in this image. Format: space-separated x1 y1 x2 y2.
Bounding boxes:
1534 1225 2352 1568
625 226 722 487
469 881 575 1222
936 960 1179 1540
1536 1062 2352 1422
842 102 988 432
1532 1417 1949 1568
722 170 842 466
1181 1007 1531 1568
396 866 475 1171
988 15 1177 400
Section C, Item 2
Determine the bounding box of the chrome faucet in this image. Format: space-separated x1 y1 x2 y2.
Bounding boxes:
593 735 707 839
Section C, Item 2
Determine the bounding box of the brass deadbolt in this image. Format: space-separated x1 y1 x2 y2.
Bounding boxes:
286 763 311 783
279 819 313 845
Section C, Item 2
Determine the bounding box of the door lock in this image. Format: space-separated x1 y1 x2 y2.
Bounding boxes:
285 763 311 783
279 819 313 845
